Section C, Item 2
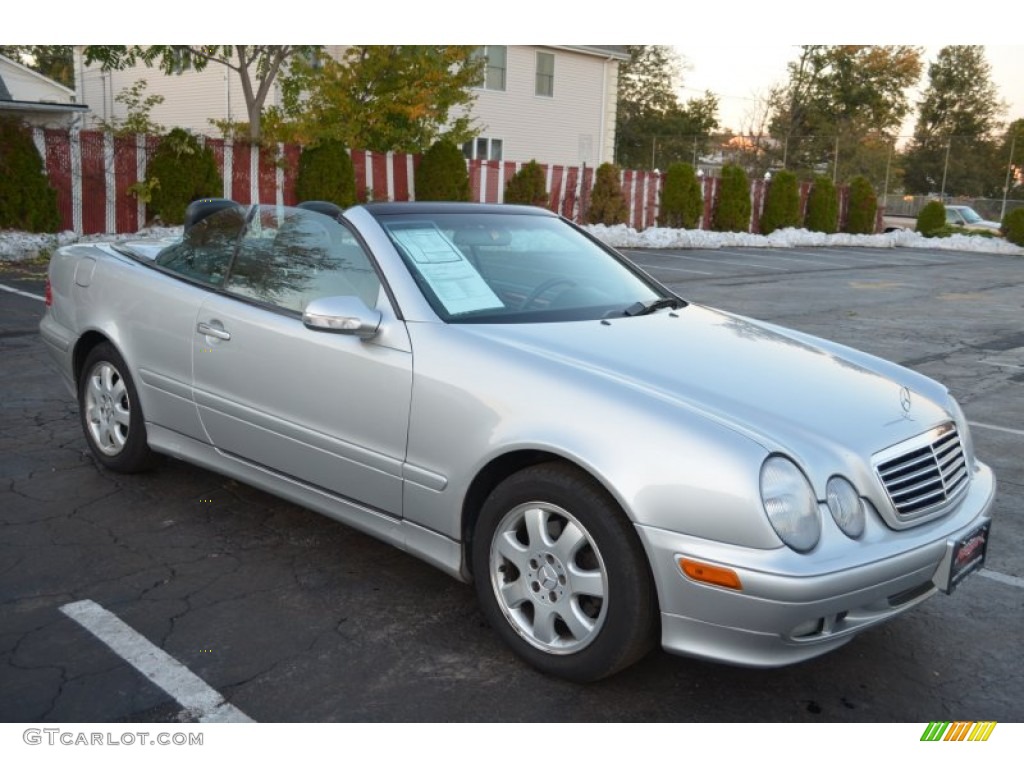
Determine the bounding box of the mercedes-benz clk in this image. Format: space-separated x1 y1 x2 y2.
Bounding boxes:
39 200 995 682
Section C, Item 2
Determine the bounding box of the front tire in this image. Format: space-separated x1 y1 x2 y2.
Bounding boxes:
78 342 155 473
472 462 657 682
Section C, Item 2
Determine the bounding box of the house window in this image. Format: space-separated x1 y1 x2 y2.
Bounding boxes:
462 138 503 162
475 46 507 91
535 52 554 97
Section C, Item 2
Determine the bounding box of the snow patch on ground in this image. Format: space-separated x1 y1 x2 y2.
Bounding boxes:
0 226 184 262
583 224 1024 256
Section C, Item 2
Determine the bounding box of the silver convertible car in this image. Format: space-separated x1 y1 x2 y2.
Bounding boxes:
40 200 995 682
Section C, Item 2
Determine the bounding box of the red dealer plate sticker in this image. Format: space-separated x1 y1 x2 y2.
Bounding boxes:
937 520 990 594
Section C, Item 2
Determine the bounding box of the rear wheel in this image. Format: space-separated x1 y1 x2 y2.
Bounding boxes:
78 342 155 473
472 462 657 682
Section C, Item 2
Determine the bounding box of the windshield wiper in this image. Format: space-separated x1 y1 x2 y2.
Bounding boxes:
623 296 686 316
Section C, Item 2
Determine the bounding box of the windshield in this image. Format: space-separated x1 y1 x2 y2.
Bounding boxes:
375 211 665 323
957 207 983 223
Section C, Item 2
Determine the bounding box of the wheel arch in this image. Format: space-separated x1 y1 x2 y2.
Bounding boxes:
73 330 117 384
460 449 631 578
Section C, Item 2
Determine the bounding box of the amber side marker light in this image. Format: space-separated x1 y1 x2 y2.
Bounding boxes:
679 558 743 590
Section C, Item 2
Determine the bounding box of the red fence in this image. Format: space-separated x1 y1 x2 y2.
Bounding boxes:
33 128 853 236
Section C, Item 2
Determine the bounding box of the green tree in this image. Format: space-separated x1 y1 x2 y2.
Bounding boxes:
587 163 628 225
296 140 357 208
657 162 703 229
614 46 720 170
0 116 61 232
915 200 946 235
415 140 470 202
276 46 481 152
760 170 800 234
768 46 922 184
712 164 751 232
0 45 74 88
1002 208 1024 246
504 160 549 207
146 128 222 225
83 46 319 142
805 175 838 233
845 175 878 234
901 46 1005 197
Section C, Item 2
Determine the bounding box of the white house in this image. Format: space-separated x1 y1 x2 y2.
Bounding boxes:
73 45 627 166
0 54 88 128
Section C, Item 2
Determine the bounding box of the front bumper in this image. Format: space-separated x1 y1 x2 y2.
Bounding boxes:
635 461 996 667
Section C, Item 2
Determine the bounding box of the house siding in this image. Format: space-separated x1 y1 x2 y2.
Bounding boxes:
75 48 265 134
462 46 620 166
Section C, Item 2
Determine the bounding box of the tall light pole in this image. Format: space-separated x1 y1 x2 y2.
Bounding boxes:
1001 130 1018 221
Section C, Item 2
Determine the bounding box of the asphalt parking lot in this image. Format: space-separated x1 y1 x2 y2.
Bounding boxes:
1 244 1022 723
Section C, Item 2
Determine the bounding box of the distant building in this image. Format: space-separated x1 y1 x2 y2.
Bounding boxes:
0 53 88 128
73 45 627 166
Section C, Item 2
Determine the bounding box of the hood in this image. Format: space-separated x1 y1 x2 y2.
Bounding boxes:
457 304 951 466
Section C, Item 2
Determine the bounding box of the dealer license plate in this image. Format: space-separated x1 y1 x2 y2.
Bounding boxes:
935 520 990 594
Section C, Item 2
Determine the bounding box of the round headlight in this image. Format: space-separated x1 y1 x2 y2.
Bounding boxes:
760 457 820 552
826 476 865 539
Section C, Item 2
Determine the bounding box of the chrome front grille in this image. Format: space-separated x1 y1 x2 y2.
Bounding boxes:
875 424 968 518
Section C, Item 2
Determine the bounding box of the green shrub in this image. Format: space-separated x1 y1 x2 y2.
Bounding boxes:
657 162 702 229
504 160 548 207
0 117 61 232
146 129 221 225
916 200 946 235
759 170 800 235
804 175 838 233
845 175 878 235
711 164 751 232
296 140 356 208
1003 207 1024 246
415 140 470 201
587 163 629 226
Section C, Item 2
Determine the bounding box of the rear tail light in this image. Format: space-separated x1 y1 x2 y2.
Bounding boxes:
45 277 52 307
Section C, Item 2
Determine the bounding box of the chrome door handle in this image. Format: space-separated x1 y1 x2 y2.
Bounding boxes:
197 322 231 341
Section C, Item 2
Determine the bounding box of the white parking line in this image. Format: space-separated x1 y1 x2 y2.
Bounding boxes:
60 599 255 723
979 569 1024 590
0 283 45 302
634 262 714 276
968 420 1024 438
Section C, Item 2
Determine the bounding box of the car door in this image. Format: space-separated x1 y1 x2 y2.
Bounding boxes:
130 202 249 441
190 206 412 517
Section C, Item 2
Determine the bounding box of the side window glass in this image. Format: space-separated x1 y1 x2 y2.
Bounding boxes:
154 205 247 286
225 206 381 313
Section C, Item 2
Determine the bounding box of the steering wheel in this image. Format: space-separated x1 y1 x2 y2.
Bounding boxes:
519 278 577 310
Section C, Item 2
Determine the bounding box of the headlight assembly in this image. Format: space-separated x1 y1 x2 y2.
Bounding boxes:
826 476 866 539
760 456 821 552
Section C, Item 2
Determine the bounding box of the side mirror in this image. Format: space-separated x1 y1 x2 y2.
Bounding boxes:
303 295 382 339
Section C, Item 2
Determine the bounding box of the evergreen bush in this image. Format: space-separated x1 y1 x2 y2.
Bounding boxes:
804 175 838 233
711 164 751 232
1002 207 1024 246
845 175 878 235
916 200 946 235
657 163 702 229
759 170 800 235
586 163 629 226
415 140 470 201
504 160 549 207
0 117 61 232
146 128 221 225
296 140 356 208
